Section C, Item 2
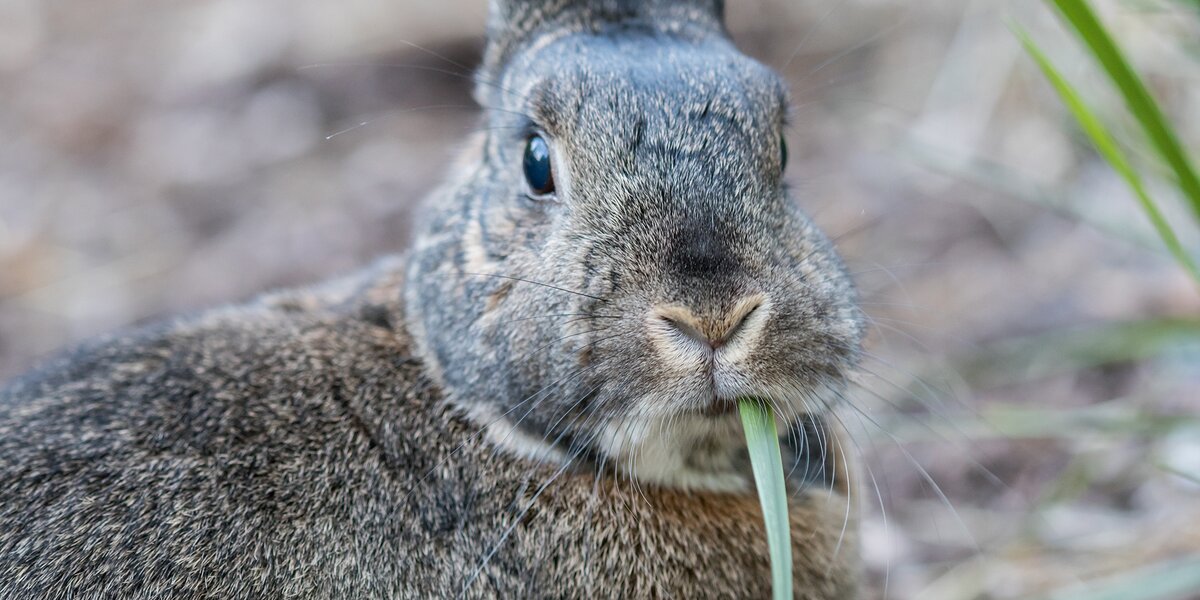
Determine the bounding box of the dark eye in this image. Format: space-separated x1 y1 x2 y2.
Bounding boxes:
523 134 555 197
780 135 788 172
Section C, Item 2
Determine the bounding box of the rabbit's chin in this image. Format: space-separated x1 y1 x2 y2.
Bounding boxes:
595 411 754 493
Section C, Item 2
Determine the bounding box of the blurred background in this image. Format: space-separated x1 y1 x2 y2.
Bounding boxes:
1 0 1198 597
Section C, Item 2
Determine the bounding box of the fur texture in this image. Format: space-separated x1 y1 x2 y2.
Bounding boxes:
0 1 865 597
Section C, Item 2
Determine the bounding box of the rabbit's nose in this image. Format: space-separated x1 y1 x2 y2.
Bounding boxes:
653 295 766 351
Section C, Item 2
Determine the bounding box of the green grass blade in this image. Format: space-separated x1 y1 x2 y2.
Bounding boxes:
1014 27 1200 284
738 399 792 600
1049 0 1200 221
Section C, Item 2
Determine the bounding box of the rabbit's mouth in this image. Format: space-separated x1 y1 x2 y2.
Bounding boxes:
590 402 838 494
569 297 852 492
700 399 739 417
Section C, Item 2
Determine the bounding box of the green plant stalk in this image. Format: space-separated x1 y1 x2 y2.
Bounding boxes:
1014 27 1200 284
738 399 792 600
1049 0 1200 221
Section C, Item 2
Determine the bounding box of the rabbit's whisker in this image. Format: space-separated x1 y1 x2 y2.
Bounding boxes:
836 388 894 597
391 38 477 75
487 330 633 464
403 329 623 504
511 326 613 368
780 0 851 70
825 382 981 555
484 365 596 465
794 14 911 85
818 406 857 575
459 452 578 598
847 361 1009 495
854 351 988 440
783 391 820 493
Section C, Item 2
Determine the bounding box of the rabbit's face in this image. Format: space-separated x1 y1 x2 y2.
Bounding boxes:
409 19 864 489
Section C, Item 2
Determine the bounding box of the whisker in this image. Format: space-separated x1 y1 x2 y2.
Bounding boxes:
839 397 894 599
510 328 623 374
319 102 538 141
486 368 592 464
788 392 825 500
822 405 883 581
402 365 589 502
459 452 578 598
794 14 911 84
491 331 635 464
781 0 852 70
320 103 475 140
829 384 981 555
829 419 853 573
391 38 477 74
849 366 1010 496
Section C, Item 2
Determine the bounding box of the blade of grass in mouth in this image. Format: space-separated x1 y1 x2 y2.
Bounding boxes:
738 398 792 600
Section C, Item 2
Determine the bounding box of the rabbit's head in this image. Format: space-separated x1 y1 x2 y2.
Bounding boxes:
406 0 864 489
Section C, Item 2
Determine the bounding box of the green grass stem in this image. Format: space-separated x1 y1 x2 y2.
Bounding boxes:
738 399 792 600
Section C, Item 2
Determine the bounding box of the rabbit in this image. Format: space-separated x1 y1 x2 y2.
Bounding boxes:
0 0 867 598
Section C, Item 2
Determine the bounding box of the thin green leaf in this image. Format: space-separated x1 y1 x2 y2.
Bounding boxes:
738 399 792 600
1014 27 1200 284
1049 0 1200 222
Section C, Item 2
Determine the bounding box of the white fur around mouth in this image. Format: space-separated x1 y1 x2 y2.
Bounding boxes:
591 378 843 493
596 411 752 493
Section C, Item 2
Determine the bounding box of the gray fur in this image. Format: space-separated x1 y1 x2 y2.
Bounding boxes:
1 1 865 598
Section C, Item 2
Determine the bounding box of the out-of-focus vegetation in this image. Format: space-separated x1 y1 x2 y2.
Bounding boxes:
1017 0 1200 284
992 1 1200 596
0 0 1197 598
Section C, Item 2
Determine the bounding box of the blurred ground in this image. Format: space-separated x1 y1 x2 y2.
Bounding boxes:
2 0 1199 598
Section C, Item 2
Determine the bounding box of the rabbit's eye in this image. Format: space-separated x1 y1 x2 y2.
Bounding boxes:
523 135 555 197
780 135 789 172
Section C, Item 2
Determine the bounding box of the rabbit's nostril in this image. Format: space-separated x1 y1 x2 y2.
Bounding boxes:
661 315 713 348
726 301 760 340
654 296 766 350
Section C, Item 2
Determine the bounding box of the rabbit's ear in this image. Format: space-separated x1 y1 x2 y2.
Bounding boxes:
476 0 725 104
